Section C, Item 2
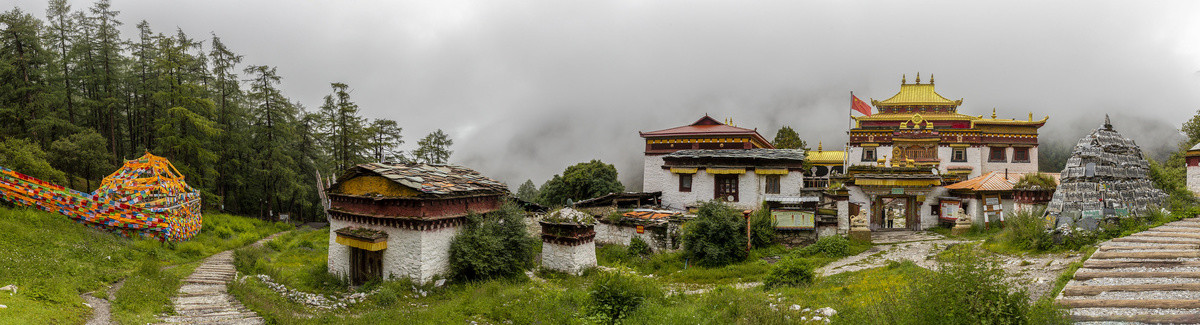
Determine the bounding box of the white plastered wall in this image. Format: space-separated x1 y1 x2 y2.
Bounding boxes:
1189 165 1200 196
541 241 597 275
643 155 666 193
328 218 461 284
660 169 803 210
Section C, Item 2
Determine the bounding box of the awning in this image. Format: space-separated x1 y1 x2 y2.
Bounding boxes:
706 168 746 175
754 168 789 175
670 167 698 174
334 227 388 251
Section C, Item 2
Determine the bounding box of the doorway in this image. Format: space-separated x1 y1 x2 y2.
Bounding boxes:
874 196 915 230
349 247 383 285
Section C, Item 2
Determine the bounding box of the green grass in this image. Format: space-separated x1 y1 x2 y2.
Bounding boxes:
595 240 871 286
0 206 290 324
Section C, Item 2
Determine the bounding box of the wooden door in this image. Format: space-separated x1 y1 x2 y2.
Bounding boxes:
350 247 383 285
714 175 739 202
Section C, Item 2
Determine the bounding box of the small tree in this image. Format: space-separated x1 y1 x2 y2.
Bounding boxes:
0 138 68 185
772 126 808 150
749 202 776 248
680 201 748 267
413 129 453 164
48 129 114 190
448 201 537 281
515 179 539 202
365 119 403 162
537 160 624 206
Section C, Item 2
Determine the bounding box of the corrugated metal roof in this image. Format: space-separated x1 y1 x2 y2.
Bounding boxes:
806 150 845 164
875 83 959 106
945 171 1019 192
334 163 508 197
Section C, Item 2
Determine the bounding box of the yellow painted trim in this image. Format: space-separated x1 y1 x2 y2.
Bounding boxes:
949 144 970 148
754 169 789 175
706 168 746 175
859 143 880 147
670 167 698 174
856 179 941 187
336 235 388 251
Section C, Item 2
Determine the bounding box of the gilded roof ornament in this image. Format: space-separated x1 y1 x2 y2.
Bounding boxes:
930 74 934 85
818 141 823 151
992 108 997 119
915 72 921 84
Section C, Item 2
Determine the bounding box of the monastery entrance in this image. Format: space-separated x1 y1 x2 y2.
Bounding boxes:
874 195 916 230
349 247 383 285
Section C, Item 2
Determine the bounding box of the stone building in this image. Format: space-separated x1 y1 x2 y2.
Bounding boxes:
539 208 597 275
640 115 776 197
325 163 508 284
1187 143 1200 195
657 149 806 210
1046 116 1167 230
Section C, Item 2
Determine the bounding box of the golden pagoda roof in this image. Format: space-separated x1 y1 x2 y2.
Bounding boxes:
873 83 962 107
807 147 846 165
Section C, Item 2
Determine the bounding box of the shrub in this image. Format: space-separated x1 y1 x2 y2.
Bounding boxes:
449 201 538 281
907 245 1065 324
588 269 661 324
628 237 651 256
797 235 851 258
762 256 814 289
680 201 748 267
748 202 776 248
1000 208 1052 251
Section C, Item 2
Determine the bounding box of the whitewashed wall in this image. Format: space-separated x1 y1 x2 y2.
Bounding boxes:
642 155 666 193
541 241 597 275
328 218 461 284
594 222 667 251
1188 165 1200 196
658 169 803 210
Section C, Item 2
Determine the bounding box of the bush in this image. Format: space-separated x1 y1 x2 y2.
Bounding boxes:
449 201 538 281
762 256 814 289
907 245 1065 324
588 269 661 324
680 201 748 267
748 202 776 248
1000 208 1052 251
628 237 651 256
797 235 851 258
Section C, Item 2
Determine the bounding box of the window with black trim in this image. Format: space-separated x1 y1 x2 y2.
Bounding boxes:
679 174 692 192
765 175 780 194
988 147 1007 162
862 148 876 162
951 148 966 162
1013 147 1030 162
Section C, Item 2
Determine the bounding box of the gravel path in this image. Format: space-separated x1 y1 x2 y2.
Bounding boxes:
1059 217 1200 324
158 231 286 325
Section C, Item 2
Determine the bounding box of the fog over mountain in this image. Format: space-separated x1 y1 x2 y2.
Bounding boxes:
11 0 1200 189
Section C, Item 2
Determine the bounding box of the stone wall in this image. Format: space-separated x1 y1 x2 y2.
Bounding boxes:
327 218 460 284
594 222 668 251
541 241 597 275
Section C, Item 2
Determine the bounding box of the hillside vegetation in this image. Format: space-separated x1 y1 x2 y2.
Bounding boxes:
0 206 289 324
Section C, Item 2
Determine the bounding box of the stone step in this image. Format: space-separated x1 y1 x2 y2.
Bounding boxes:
1138 232 1200 240
1109 237 1200 244
1062 283 1200 296
1074 271 1200 280
1059 299 1200 309
1082 260 1200 269
1090 250 1200 259
1097 243 1199 251
1072 313 1200 324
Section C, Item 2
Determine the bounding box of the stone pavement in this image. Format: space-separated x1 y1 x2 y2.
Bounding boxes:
159 232 285 324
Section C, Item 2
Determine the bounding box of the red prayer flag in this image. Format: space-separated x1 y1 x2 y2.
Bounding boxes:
851 94 872 116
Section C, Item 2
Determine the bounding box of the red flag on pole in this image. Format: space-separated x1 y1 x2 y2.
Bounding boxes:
851 94 872 116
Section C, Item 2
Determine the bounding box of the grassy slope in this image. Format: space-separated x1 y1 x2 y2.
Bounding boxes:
0 206 290 324
231 230 896 324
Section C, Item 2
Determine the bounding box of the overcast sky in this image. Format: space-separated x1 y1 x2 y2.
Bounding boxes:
9 0 1200 189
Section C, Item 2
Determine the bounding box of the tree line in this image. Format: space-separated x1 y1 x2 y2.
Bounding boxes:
0 0 454 221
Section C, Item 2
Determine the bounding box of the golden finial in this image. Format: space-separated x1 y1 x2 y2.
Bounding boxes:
930 74 934 85
915 72 920 84
1028 112 1033 121
991 108 997 119
818 142 823 151
901 74 906 84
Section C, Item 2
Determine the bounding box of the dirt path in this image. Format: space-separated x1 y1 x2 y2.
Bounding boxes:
1058 217 1200 324
158 231 286 325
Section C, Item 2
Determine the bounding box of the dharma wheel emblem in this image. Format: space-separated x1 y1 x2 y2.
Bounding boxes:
910 113 925 126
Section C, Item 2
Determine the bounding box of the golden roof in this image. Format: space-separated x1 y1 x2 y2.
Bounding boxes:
872 82 962 107
807 143 846 165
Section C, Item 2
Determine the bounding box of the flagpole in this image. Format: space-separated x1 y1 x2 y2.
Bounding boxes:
846 91 852 174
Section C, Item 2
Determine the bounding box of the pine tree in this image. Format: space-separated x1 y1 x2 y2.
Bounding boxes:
319 82 367 172
0 8 53 142
366 118 403 162
516 179 539 202
413 129 453 164
245 65 299 218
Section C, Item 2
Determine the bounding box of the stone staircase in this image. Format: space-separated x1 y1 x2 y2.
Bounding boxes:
1058 217 1200 324
159 250 262 324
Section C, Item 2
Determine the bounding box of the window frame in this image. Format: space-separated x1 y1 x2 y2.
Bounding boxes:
988 147 1008 163
765 175 780 194
714 174 739 202
1012 147 1030 163
678 173 693 192
951 148 967 162
861 148 876 162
